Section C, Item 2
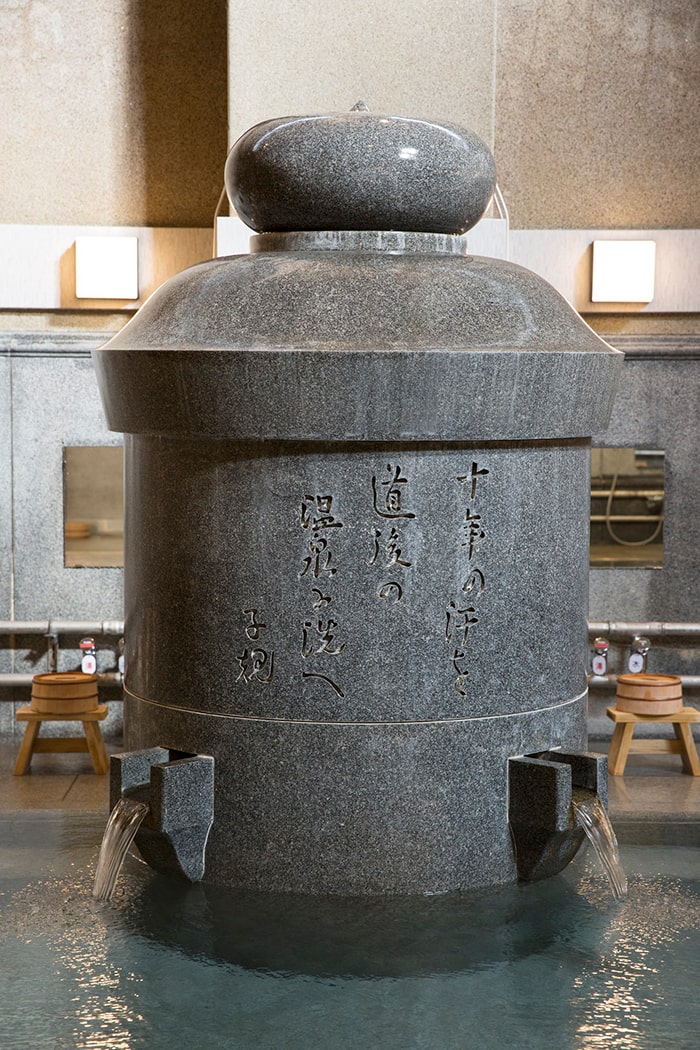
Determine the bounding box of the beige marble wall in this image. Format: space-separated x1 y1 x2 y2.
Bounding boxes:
229 0 698 232
495 0 700 229
228 0 497 148
0 1 227 226
1 2 697 231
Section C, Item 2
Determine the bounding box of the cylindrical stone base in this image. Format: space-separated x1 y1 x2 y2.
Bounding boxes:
124 687 587 894
122 433 591 893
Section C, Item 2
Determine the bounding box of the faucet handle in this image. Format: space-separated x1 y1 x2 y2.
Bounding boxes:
591 637 609 676
80 636 97 675
628 635 651 673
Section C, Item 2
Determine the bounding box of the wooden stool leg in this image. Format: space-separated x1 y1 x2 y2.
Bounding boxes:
673 722 700 776
13 720 42 775
608 722 635 776
82 720 109 775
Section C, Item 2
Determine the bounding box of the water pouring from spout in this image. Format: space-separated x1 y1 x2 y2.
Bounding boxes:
572 792 628 899
93 796 149 900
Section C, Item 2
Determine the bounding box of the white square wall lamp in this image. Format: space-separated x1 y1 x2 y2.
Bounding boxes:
591 239 656 303
74 236 139 299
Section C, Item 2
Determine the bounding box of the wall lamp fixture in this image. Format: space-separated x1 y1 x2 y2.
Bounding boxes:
591 239 656 304
74 235 139 300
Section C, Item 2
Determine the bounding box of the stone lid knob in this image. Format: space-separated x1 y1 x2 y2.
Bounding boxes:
225 107 496 236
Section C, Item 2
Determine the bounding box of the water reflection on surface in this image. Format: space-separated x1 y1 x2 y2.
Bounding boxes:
1 816 699 1050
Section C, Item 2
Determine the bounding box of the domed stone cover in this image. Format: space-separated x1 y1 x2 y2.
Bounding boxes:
225 107 497 235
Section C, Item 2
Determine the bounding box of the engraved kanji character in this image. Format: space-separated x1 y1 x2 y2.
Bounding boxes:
301 494 343 532
250 648 274 682
368 526 412 568
236 648 274 684
300 536 337 578
371 464 416 519
387 526 411 567
301 619 345 658
243 608 266 640
461 510 486 560
456 462 490 501
445 601 479 646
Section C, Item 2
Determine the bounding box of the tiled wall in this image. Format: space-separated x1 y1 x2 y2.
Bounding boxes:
0 333 123 736
587 335 700 733
590 338 700 628
0 355 12 694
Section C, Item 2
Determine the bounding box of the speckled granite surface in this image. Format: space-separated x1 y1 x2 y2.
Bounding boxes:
94 112 621 893
226 111 495 234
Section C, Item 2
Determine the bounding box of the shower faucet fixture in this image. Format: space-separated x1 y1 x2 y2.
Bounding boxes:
591 637 609 677
628 636 651 674
80 637 97 675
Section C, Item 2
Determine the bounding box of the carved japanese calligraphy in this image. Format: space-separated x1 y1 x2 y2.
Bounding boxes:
243 608 266 640
300 535 337 578
378 581 403 603
447 460 490 693
302 618 345 657
299 492 345 699
302 671 345 698
236 647 274 684
371 464 416 519
237 608 275 685
456 462 490 501
301 494 344 532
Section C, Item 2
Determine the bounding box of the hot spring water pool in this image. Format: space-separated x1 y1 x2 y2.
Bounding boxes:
1 813 699 1050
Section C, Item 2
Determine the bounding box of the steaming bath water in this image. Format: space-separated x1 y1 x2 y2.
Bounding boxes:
2 814 699 1050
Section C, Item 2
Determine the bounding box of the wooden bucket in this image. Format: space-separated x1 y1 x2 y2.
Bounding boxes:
31 672 99 714
64 520 91 539
615 673 683 715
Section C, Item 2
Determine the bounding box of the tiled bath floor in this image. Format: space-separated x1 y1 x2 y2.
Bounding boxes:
595 738 700 846
0 739 115 812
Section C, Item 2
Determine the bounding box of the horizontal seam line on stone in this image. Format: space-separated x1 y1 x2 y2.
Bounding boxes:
124 689 587 727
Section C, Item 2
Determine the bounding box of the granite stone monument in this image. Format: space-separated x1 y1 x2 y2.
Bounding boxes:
94 108 622 894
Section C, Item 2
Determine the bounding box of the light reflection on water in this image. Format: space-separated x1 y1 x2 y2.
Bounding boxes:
1 816 699 1050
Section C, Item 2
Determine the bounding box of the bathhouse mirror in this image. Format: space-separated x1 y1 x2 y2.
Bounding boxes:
590 448 664 568
63 445 124 567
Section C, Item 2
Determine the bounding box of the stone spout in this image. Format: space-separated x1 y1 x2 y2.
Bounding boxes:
508 751 608 882
110 748 214 881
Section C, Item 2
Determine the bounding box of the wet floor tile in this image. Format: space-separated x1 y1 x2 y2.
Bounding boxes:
0 740 115 812
63 773 110 810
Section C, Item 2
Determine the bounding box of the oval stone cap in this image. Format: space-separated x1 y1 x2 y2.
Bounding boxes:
225 109 496 235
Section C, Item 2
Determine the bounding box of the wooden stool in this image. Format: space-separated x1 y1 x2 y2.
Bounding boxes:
13 705 109 775
606 705 700 776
